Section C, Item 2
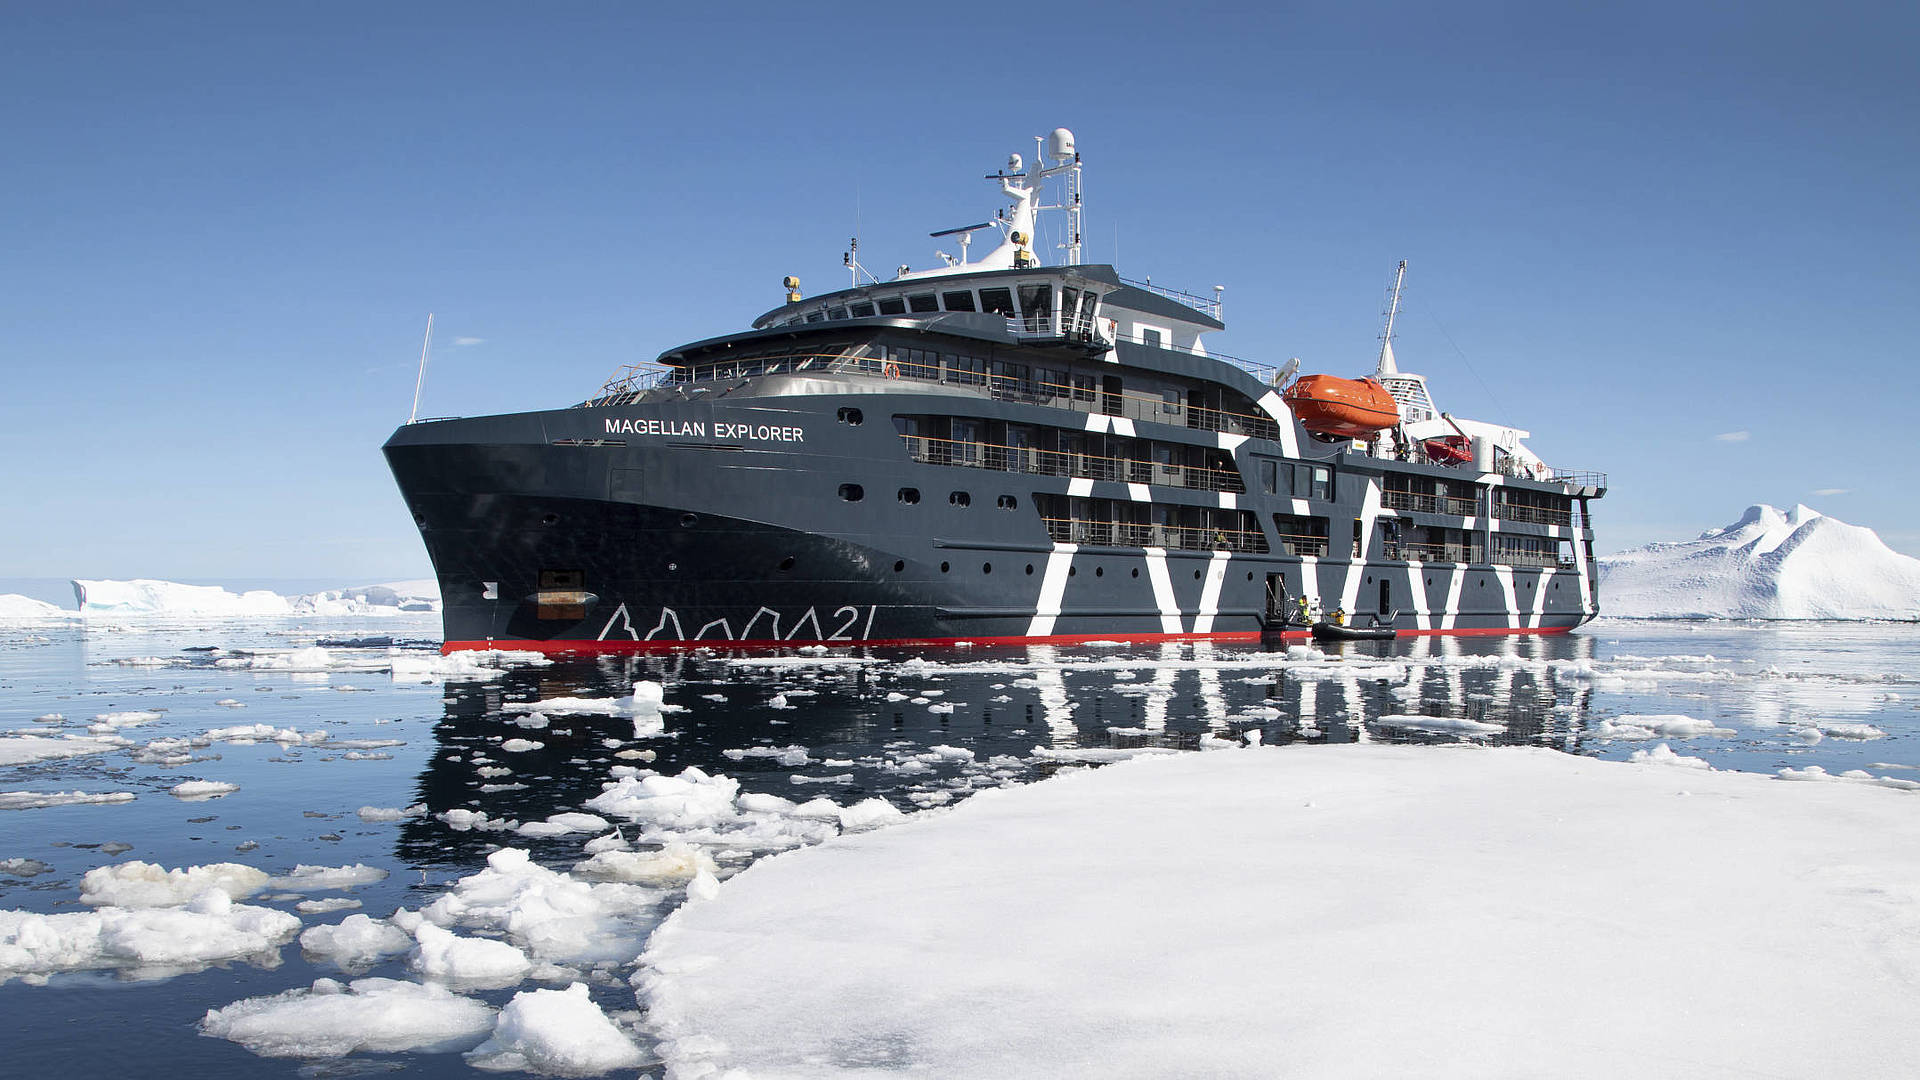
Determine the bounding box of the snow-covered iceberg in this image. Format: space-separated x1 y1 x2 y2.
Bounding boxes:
0 594 73 620
1599 504 1920 619
69 579 440 617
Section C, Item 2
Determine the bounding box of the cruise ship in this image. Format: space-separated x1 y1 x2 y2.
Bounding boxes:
384 129 1605 653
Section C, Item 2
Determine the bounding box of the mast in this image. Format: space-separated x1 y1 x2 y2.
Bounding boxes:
407 313 434 424
1377 260 1407 376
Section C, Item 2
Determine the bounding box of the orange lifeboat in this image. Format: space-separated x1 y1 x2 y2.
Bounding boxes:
1282 375 1400 438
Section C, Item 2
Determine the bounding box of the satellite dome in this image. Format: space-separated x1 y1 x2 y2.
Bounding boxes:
1046 128 1076 162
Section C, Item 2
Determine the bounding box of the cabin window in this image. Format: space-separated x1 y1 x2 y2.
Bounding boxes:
942 290 977 312
1018 283 1052 333
836 407 863 425
848 301 875 317
997 494 1019 510
950 491 972 507
1259 459 1278 494
877 297 906 315
838 484 864 502
898 487 920 505
1294 464 1332 500
1141 328 1164 348
1071 374 1096 402
948 353 987 386
828 306 849 320
1161 387 1183 415
980 287 1016 317
907 293 939 313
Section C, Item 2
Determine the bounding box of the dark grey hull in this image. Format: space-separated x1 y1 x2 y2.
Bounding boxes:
385 390 1598 652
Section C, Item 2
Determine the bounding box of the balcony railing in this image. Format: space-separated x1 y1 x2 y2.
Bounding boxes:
1382 489 1481 517
1492 501 1574 527
1276 533 1330 557
901 435 1246 493
1041 517 1269 554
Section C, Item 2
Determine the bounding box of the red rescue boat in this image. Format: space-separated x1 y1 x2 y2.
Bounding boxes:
1422 434 1473 465
1282 375 1400 439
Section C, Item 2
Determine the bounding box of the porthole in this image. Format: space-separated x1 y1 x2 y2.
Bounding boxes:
667 562 678 572
680 513 698 528
837 407 864 425
838 483 864 502
898 487 920 505
982 562 993 575
412 511 428 527
1425 576 1432 585
1553 582 1560 589
540 512 560 526
997 494 1018 510
1132 568 1140 578
1095 566 1104 578
1365 575 1372 584
941 561 951 573
894 560 906 573
1025 564 1035 575
1246 572 1254 581
1194 569 1202 580
950 491 971 507
778 556 796 572
1069 567 1078 576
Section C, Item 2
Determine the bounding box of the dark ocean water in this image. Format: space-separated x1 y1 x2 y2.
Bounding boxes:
2 615 1915 1077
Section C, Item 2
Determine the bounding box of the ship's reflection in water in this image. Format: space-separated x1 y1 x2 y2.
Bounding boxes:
395 634 1601 867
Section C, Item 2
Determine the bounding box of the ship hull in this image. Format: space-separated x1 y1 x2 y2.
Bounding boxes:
387 402 1594 653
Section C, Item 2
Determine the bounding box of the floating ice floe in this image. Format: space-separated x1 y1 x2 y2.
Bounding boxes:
1627 743 1713 769
299 914 415 969
408 922 533 988
0 858 54 877
0 889 300 983
268 865 389 892
638 744 1920 1078
721 745 813 767
0 734 129 767
0 790 137 811
294 897 362 915
1374 713 1505 736
356 803 426 822
416 848 661 968
168 780 239 801
71 578 441 618
201 976 494 1057
81 861 271 908
572 841 718 886
1592 714 1735 740
390 649 550 681
515 812 613 838
464 982 644 1074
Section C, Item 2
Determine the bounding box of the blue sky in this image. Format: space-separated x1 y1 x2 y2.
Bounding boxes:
3 1 1915 583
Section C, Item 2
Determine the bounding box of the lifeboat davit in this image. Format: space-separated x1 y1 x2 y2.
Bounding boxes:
1282 375 1400 439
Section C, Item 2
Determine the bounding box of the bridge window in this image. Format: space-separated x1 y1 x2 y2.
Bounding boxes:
828 306 848 320
942 290 976 312
908 293 939 313
980 287 1016 317
1141 328 1164 348
1018 283 1052 333
877 297 906 315
848 301 875 317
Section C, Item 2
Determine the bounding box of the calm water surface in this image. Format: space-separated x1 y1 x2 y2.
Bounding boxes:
2 615 1915 1076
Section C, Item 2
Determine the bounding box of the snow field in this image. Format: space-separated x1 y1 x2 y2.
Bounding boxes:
640 743 1920 1079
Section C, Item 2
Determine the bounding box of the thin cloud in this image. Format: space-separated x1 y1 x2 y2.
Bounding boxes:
1811 488 1849 497
453 337 485 347
1713 430 1750 443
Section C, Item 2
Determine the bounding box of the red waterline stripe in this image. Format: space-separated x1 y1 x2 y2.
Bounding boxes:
442 624 1572 656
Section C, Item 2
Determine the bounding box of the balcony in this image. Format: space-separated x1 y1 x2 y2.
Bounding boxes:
1382 489 1481 517
901 435 1246 494
1041 517 1268 554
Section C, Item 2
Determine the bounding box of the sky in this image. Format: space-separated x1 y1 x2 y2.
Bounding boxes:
2 1 1915 583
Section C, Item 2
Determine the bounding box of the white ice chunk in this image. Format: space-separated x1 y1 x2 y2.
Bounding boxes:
169 780 239 801
202 976 495 1057
81 861 270 908
299 914 415 968
465 982 644 1074
1 891 299 979
0 790 137 810
268 864 389 892
409 922 532 987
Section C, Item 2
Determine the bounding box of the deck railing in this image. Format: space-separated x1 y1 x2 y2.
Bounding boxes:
900 435 1245 493
1276 533 1330 557
1040 517 1268 554
1492 501 1574 527
1382 490 1481 517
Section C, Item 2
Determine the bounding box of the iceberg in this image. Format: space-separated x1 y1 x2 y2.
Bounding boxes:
1599 504 1920 619
69 578 441 618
